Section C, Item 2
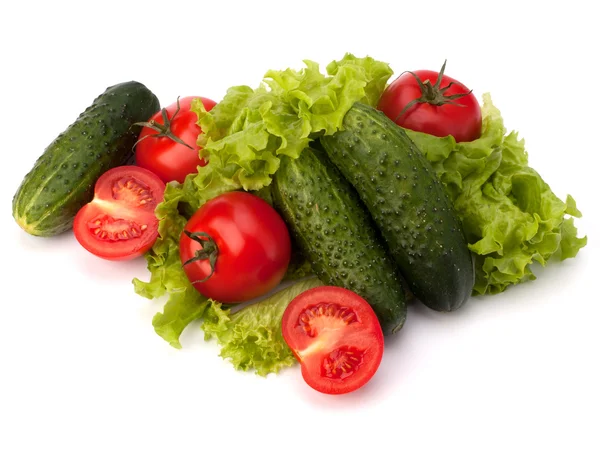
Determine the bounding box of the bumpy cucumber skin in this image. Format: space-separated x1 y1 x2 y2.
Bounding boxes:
321 103 474 312
12 81 160 236
272 147 407 334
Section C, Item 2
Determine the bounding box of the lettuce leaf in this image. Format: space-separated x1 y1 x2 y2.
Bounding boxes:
406 94 587 294
191 53 392 191
202 278 322 376
132 174 238 348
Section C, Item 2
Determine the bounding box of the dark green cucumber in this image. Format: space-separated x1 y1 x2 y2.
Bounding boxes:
252 186 313 281
321 103 474 312
272 146 407 334
13 81 160 236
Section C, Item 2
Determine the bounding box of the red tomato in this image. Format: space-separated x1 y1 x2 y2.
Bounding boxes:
180 192 291 303
135 96 217 184
282 286 384 395
377 61 481 142
73 166 165 261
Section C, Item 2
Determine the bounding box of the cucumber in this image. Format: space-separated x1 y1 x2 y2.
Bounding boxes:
272 146 407 334
13 81 160 236
252 186 313 282
321 103 474 312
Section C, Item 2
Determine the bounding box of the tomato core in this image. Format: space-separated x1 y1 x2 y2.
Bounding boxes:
86 215 148 241
321 346 365 380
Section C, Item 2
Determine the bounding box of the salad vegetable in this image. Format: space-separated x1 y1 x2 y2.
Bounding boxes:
74 166 165 261
135 96 217 184
320 102 475 312
180 191 291 303
203 278 323 376
190 53 393 192
281 286 385 395
378 61 482 142
12 81 160 237
405 94 587 294
272 146 408 334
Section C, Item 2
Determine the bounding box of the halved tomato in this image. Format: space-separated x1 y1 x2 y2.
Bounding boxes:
73 166 165 260
282 286 384 395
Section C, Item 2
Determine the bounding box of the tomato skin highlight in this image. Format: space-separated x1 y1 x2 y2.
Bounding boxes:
73 166 165 261
180 192 292 303
377 68 482 143
135 96 217 184
282 286 384 395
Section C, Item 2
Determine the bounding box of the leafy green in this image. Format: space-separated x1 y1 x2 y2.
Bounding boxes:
132 175 237 348
150 289 210 349
406 94 587 294
203 278 322 376
191 53 392 191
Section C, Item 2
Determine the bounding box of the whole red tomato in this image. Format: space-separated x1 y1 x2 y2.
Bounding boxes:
377 61 481 142
180 192 292 303
135 96 216 184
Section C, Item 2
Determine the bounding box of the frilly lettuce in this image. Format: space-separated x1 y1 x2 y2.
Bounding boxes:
191 53 392 191
132 181 217 349
202 278 322 376
406 94 587 294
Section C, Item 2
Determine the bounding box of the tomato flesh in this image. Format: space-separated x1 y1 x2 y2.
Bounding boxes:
180 192 291 303
322 345 364 380
282 286 384 395
135 96 217 184
377 68 482 143
73 166 165 260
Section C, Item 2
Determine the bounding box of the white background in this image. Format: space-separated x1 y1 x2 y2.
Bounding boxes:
1 1 599 455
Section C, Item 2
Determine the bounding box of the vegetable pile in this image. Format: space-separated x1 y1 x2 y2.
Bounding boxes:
12 54 587 395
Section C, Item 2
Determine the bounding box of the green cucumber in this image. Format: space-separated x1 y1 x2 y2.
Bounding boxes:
272 146 407 334
13 81 160 236
321 102 474 312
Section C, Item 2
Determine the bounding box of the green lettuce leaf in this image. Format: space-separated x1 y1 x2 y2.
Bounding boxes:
132 172 240 348
191 53 392 192
150 289 210 349
202 278 322 376
406 94 587 294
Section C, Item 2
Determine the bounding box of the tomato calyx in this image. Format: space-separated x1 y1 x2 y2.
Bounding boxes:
396 60 473 120
182 230 219 282
132 96 194 150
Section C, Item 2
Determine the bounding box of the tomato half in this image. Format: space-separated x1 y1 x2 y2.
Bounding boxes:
282 286 384 395
73 166 165 260
180 192 291 303
135 96 217 184
377 61 482 143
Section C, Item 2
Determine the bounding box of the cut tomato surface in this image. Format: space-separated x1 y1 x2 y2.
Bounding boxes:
282 286 384 395
73 166 165 260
